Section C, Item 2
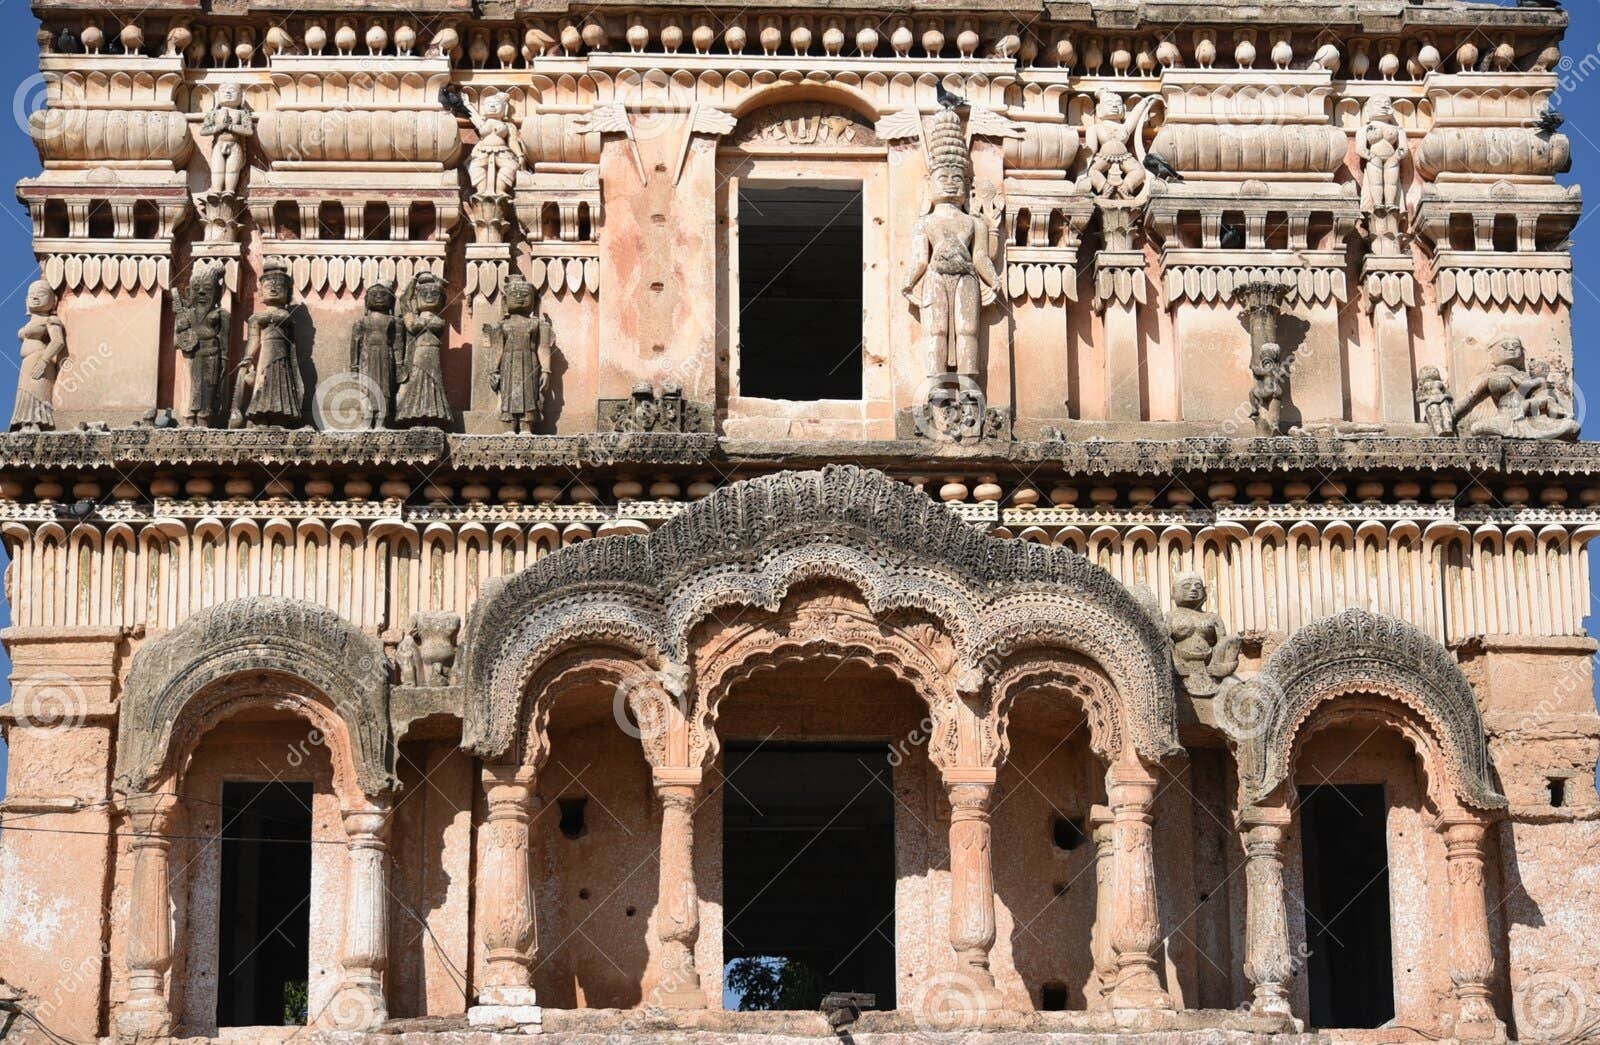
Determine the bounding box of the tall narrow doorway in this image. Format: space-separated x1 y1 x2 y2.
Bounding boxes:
722 743 896 1010
1299 783 1395 1029
217 780 313 1027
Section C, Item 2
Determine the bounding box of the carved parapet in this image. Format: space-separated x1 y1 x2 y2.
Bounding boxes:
17 183 190 295
1146 183 1360 253
1003 185 1090 302
29 57 190 170
1150 69 1343 182
257 58 460 169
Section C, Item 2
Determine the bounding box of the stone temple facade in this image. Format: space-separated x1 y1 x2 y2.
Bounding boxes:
0 1 1597 1043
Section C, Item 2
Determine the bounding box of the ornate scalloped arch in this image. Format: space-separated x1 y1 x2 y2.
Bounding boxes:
1242 608 1505 810
116 597 394 796
460 466 1176 763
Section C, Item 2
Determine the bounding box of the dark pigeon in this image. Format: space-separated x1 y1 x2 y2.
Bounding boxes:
438 83 472 120
1220 224 1246 250
935 83 968 110
1536 105 1566 137
1144 152 1183 183
55 26 82 55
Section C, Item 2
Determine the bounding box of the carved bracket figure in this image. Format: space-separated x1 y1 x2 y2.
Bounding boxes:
1358 96 1409 256
395 612 460 687
456 88 525 244
598 383 713 434
195 83 253 242
1417 366 1456 436
1167 572 1241 698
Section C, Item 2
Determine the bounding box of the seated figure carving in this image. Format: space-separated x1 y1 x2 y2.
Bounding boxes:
1168 572 1241 697
1452 336 1580 440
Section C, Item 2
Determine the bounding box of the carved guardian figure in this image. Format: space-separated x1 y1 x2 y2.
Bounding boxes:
347 281 403 429
198 82 254 199
236 260 303 428
173 263 229 428
395 272 453 428
1358 96 1409 255
1248 342 1290 437
484 276 552 434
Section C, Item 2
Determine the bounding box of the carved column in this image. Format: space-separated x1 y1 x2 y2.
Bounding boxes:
1105 755 1172 1011
1087 803 1118 1007
1441 814 1506 1041
652 775 705 1008
1094 200 1152 421
1362 257 1419 422
329 801 390 1030
945 778 999 996
1238 279 1289 357
116 792 178 1041
1239 802 1295 1020
468 764 542 1030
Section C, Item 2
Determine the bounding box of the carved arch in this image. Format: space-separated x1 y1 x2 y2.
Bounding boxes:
1241 608 1504 810
460 466 1176 766
115 596 393 796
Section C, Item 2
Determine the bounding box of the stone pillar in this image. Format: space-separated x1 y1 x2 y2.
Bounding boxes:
1239 803 1294 1020
652 774 704 1008
328 802 391 1030
1362 257 1418 423
1238 279 1288 357
468 765 542 1032
1094 199 1152 421
1105 755 1172 1011
116 792 178 1042
945 779 999 995
1087 803 1118 1007
1442 814 1506 1041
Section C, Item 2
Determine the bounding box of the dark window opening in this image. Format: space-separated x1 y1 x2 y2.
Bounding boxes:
218 781 313 1028
737 186 863 400
1052 815 1084 851
1548 777 1567 808
559 796 588 839
723 743 895 1010
1040 981 1069 1011
1299 783 1394 1030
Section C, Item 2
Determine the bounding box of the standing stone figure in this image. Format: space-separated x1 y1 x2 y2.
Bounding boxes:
1452 336 1580 440
1416 366 1456 436
900 103 1002 402
1249 342 1290 436
484 276 552 434
1079 88 1160 200
1357 96 1408 254
10 280 66 432
463 90 523 200
236 260 303 428
198 82 254 199
1167 572 1241 697
347 281 403 429
395 272 453 428
173 264 229 428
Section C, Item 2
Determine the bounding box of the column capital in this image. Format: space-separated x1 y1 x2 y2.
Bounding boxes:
652 766 703 789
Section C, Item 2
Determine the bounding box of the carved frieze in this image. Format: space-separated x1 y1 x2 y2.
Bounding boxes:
598 384 713 434
727 103 881 152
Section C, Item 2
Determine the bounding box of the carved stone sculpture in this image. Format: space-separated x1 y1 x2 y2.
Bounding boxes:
395 626 422 687
173 264 229 428
1167 572 1241 697
461 90 524 241
598 383 713 434
199 83 253 199
414 611 461 685
1417 366 1456 436
1249 342 1290 437
1452 336 1580 440
1079 89 1160 201
395 273 453 429
236 260 304 429
347 281 403 430
484 276 551 434
10 280 66 433
1358 96 1409 255
901 103 1002 421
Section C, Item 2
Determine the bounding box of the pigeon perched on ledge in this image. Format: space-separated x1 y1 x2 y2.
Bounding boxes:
1536 104 1566 137
935 83 968 110
1144 152 1183 183
438 83 472 120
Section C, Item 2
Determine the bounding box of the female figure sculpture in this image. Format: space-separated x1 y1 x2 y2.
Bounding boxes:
1249 343 1290 436
395 272 453 428
1416 366 1456 436
484 276 552 434
900 103 1002 397
464 90 523 199
1452 336 1580 440
237 260 304 428
10 280 66 432
1167 572 1241 697
347 281 403 429
173 264 229 428
1357 96 1408 254
1080 88 1160 200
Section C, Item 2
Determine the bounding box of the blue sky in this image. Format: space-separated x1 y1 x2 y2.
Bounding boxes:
0 2 1594 795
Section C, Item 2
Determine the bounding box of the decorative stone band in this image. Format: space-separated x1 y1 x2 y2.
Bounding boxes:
34 246 174 295
526 253 601 297
1161 254 1350 307
263 245 448 298
1238 607 1506 812
1432 252 1573 310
